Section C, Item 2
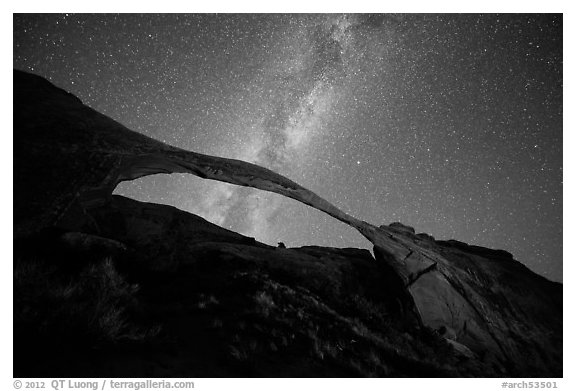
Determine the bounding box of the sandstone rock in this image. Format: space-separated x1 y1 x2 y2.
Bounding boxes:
387 222 416 235
13 70 562 377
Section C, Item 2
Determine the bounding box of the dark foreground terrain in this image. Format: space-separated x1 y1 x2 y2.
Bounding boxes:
13 70 562 377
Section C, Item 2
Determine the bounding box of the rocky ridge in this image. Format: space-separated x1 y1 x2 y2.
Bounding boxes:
13 70 562 377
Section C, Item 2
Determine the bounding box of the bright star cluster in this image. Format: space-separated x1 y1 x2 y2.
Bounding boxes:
13 14 563 281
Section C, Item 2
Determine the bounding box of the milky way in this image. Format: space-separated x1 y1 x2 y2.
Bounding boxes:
13 14 563 281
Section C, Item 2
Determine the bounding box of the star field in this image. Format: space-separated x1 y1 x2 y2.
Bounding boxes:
13 14 563 281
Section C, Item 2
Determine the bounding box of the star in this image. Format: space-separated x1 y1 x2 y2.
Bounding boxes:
13 13 563 282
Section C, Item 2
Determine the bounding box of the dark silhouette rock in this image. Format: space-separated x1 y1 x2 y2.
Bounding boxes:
13 70 562 377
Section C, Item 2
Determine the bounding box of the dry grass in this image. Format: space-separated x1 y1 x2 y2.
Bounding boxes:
14 257 159 347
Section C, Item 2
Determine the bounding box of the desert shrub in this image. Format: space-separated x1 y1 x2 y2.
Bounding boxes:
14 257 159 348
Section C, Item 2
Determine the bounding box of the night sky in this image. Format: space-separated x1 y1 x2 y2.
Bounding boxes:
13 14 563 282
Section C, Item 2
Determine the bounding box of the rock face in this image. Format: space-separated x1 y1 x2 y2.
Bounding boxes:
13 70 562 377
378 224 562 375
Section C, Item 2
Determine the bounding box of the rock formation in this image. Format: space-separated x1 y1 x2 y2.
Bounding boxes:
13 70 562 377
